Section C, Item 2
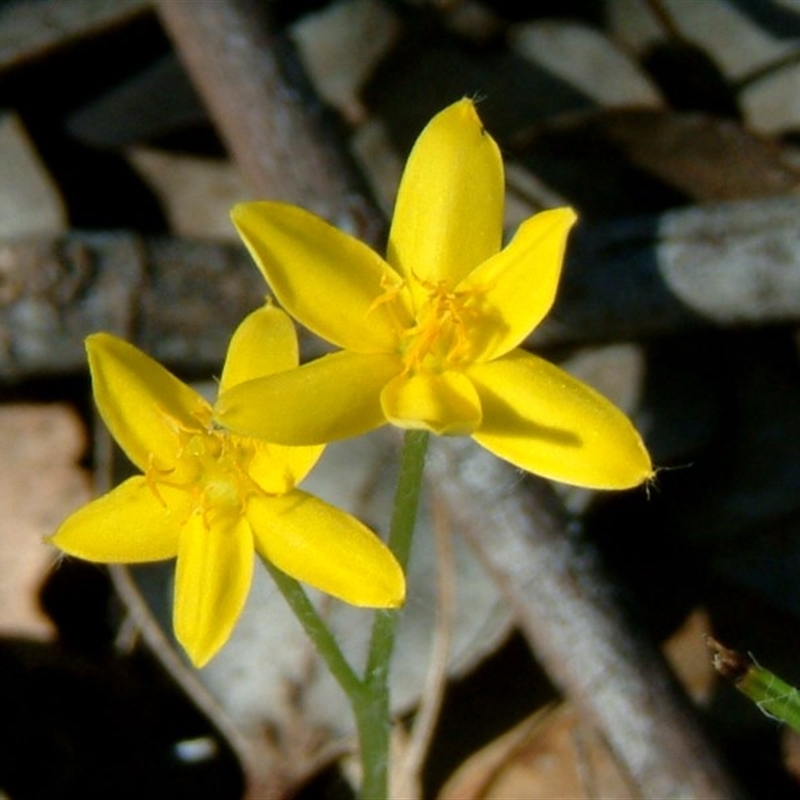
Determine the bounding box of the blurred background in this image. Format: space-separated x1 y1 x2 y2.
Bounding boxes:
4 0 800 797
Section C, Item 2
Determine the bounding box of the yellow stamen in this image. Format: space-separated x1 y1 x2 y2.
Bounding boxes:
400 280 478 373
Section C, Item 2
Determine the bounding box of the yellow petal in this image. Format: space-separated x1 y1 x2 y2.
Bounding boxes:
387 99 504 288
87 334 209 472
469 351 653 489
460 208 577 362
247 438 325 493
173 511 253 667
215 350 400 445
50 476 182 562
218 303 299 393
231 202 405 352
381 370 482 435
249 490 405 608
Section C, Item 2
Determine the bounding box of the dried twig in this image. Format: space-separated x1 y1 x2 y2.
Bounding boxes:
0 0 149 73
429 439 746 799
536 193 800 348
153 0 384 243
6 194 800 380
0 232 264 381
394 495 457 798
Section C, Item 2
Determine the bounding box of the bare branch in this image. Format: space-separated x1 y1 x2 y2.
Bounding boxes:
430 439 746 799
153 0 384 242
7 194 800 381
536 194 800 347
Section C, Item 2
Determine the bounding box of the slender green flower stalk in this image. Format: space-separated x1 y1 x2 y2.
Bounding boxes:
357 430 429 799
260 431 429 800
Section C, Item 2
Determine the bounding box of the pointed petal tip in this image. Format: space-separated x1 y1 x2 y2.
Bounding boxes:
611 460 656 492
230 199 266 222
346 569 406 609
181 641 213 669
348 556 406 609
387 581 406 609
448 96 483 123
84 331 122 363
177 624 229 668
553 205 578 226
584 438 655 491
85 331 104 348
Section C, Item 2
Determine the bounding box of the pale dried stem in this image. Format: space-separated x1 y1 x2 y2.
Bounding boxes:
7 193 800 380
394 494 457 798
430 439 746 799
153 0 383 242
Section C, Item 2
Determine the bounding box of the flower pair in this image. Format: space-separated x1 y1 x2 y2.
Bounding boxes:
52 99 652 668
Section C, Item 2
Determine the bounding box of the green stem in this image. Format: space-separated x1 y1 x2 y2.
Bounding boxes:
740 664 800 730
708 636 800 732
356 429 430 800
261 557 362 698
261 429 429 799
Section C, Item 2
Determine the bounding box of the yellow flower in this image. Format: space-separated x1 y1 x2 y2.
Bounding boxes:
216 99 652 490
50 304 405 667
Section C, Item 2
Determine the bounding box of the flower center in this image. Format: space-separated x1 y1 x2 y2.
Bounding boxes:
400 280 478 373
145 416 259 527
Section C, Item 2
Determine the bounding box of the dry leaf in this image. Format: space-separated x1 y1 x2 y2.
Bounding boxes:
439 704 635 800
516 108 800 205
0 113 67 237
0 403 91 638
439 606 716 799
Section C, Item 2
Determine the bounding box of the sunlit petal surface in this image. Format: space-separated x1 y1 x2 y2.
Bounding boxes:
173 512 254 667
216 351 401 445
461 208 577 362
87 334 209 472
381 370 482 435
469 351 653 489
246 438 325 493
232 202 404 352
250 491 404 608
219 304 299 392
387 99 504 289
50 477 182 562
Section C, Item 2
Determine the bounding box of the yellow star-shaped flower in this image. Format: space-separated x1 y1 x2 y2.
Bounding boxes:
216 100 652 489
50 304 404 667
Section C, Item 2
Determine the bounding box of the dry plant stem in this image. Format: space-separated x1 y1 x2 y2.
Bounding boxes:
92 422 277 795
0 0 150 73
109 565 270 784
154 0 382 240
643 0 684 39
431 439 747 800
9 193 800 380
395 495 456 798
0 232 266 381
359 429 429 800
